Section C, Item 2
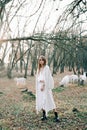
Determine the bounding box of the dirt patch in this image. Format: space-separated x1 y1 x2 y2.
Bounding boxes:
0 71 87 130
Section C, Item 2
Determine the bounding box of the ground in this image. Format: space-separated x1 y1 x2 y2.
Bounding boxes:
0 70 87 130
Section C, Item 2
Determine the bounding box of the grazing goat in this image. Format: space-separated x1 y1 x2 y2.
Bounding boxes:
69 74 78 83
59 75 69 87
79 72 87 85
14 77 26 86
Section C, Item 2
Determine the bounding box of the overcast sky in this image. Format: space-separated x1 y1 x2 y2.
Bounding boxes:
7 0 74 37
1 0 87 63
1 0 75 63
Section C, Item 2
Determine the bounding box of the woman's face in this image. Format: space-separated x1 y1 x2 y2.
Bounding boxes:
39 58 44 66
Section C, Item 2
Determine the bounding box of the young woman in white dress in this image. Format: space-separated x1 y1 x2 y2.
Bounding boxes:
35 55 60 122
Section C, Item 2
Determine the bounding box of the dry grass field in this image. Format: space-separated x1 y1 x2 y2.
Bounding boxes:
0 70 87 130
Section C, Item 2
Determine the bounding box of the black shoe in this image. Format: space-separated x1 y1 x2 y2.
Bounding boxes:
54 117 60 122
54 112 60 122
41 110 47 121
41 116 47 121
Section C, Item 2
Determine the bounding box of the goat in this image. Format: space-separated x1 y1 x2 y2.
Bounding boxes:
79 72 87 85
14 77 26 86
59 75 69 87
69 74 78 83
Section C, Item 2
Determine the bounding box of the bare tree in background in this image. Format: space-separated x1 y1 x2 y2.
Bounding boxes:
1 0 87 78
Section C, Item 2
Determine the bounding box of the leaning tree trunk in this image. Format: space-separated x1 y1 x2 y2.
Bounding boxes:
7 41 20 78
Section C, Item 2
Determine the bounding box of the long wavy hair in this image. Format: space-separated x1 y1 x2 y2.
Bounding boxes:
37 55 46 74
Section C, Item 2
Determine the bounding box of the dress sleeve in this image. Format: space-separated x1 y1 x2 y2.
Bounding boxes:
44 65 54 90
35 70 38 91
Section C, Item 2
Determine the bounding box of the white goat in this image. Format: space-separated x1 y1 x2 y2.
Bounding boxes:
69 74 78 83
59 75 69 87
14 77 26 86
79 72 87 85
79 72 86 81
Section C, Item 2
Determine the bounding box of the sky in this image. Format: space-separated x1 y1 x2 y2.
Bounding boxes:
5 0 74 37
0 0 87 64
0 0 76 63
2 0 87 39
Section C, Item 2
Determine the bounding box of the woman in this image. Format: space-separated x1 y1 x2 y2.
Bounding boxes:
35 55 60 122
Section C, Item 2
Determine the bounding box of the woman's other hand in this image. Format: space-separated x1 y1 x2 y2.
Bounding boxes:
40 80 44 83
41 85 45 91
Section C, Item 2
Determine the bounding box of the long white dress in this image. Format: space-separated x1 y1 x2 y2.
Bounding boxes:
36 65 56 115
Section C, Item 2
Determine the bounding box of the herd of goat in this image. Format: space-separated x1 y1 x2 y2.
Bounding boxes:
14 72 87 88
59 72 87 87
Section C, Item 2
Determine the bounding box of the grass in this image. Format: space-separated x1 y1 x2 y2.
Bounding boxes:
22 91 36 101
52 86 65 93
0 77 87 130
1 111 87 130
